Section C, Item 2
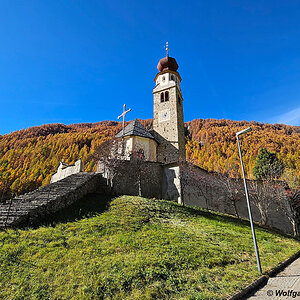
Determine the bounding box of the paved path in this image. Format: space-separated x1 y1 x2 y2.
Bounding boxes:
246 257 300 299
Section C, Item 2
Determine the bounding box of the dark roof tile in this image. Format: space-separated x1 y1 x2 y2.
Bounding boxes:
115 119 156 140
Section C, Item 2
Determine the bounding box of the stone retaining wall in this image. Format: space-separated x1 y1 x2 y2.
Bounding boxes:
98 160 163 199
97 160 297 235
179 164 296 235
0 173 107 229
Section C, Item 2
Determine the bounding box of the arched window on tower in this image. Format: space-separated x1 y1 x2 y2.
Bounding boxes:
165 91 169 102
160 92 165 103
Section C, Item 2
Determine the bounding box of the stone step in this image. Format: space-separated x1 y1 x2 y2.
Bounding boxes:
0 213 27 219
0 206 30 210
0 222 17 228
0 204 41 210
0 206 39 212
0 210 30 215
0 217 17 224
0 215 16 220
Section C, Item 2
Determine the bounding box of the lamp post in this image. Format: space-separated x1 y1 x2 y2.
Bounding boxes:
236 127 262 274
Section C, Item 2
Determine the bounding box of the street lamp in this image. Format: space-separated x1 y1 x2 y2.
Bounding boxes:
236 127 262 273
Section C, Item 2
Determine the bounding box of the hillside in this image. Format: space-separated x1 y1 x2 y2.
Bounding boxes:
0 119 299 197
0 196 299 299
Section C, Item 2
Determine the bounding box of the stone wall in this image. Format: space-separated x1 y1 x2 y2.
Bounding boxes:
178 163 296 235
0 173 107 229
97 160 163 199
2 160 296 235
50 159 84 183
97 159 297 235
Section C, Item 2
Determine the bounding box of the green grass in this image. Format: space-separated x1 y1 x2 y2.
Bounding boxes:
0 196 299 299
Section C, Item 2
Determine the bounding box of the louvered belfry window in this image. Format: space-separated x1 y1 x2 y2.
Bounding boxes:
165 91 169 102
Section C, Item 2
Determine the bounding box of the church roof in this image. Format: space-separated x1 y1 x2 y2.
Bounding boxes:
115 119 156 140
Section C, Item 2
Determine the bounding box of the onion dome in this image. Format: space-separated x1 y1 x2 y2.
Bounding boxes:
157 56 179 72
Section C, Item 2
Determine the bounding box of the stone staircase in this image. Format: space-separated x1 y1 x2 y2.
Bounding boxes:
0 172 109 229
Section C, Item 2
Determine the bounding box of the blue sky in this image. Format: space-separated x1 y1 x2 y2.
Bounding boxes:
0 1 300 134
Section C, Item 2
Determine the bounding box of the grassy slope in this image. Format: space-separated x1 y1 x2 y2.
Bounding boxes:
0 196 299 300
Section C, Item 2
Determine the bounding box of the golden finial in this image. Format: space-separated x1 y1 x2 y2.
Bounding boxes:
164 41 169 57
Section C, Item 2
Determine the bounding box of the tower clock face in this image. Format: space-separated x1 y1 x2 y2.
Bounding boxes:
159 109 170 122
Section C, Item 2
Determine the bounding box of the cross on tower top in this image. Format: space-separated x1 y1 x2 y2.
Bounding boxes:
165 42 169 57
117 104 132 136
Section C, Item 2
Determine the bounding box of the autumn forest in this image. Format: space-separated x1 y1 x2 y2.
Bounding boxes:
0 119 299 199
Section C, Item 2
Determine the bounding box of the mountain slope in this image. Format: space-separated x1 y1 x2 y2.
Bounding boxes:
0 119 299 197
186 119 300 178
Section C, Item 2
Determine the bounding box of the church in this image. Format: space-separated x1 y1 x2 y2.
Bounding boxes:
50 47 187 204
9 47 295 236
115 46 186 164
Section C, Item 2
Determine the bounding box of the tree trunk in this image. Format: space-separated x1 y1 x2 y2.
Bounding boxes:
291 220 298 236
180 193 185 207
293 222 297 236
231 198 240 219
258 203 268 225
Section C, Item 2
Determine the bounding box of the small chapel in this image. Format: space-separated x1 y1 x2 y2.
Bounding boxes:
115 44 186 164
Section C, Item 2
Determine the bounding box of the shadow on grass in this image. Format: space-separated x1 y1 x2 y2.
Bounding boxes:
160 200 300 241
32 193 112 228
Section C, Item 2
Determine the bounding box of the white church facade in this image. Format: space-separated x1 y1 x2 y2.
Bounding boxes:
115 119 157 162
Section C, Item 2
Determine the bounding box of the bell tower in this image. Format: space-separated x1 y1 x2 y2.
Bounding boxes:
153 45 185 164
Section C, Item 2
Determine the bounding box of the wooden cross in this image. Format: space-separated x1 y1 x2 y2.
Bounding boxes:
117 104 132 136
